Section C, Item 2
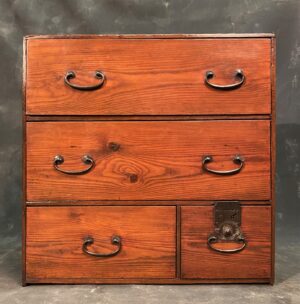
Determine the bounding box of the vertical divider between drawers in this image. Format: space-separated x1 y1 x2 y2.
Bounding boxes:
176 205 181 279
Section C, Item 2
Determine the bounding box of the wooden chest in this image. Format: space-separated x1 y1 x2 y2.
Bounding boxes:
23 34 276 285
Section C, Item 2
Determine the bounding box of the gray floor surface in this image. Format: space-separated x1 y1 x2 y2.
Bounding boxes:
0 233 299 304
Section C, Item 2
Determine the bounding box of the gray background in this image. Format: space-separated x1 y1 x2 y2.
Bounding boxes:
0 0 299 303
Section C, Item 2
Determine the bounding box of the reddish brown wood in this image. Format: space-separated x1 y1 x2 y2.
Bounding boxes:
26 120 270 201
181 205 271 279
26 206 176 281
26 38 271 115
176 206 181 277
23 34 275 285
270 37 276 284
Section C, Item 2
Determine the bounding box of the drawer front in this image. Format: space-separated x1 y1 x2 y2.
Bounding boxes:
26 206 176 281
181 205 271 279
26 38 271 115
26 120 270 201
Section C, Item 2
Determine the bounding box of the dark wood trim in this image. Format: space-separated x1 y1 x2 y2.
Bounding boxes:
26 201 272 206
26 114 271 122
25 33 275 40
22 37 27 287
270 36 276 285
24 278 271 284
176 206 181 279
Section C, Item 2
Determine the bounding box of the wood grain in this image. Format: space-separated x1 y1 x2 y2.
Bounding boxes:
23 34 275 285
26 38 271 115
26 120 270 201
181 205 271 279
26 206 176 281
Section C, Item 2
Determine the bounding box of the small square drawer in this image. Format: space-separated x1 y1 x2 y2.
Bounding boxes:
181 205 271 279
26 38 271 115
26 206 176 282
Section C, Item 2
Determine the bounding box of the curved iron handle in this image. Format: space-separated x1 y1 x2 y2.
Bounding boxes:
202 155 244 175
207 235 246 253
64 70 105 91
205 69 245 90
53 155 95 175
82 236 122 257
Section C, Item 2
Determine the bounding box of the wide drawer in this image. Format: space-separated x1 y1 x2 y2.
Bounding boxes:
26 38 271 115
26 206 176 282
181 205 271 279
26 120 270 201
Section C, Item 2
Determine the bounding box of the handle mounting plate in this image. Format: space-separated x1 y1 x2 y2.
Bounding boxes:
207 201 246 253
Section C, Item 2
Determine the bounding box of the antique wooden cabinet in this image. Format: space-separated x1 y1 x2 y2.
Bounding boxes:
23 34 276 285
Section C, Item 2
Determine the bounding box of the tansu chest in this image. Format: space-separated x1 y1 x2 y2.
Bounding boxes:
23 34 275 285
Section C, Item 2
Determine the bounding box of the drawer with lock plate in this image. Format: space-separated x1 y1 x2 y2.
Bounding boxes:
181 203 272 279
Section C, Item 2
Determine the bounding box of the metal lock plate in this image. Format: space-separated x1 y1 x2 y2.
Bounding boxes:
214 201 241 226
207 201 246 253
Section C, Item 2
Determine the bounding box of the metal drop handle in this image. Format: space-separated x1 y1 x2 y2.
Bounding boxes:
202 155 244 175
82 236 122 257
205 69 245 90
53 155 95 175
64 70 105 91
207 235 246 253
207 202 247 254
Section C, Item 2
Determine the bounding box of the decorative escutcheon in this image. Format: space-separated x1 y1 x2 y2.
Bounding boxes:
202 155 244 175
205 69 245 90
53 155 95 175
82 236 122 257
207 201 247 253
64 70 105 91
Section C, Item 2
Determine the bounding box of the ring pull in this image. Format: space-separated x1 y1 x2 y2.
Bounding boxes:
207 235 247 253
64 70 105 91
205 69 245 90
53 155 95 175
207 202 247 254
82 236 122 257
202 155 244 175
